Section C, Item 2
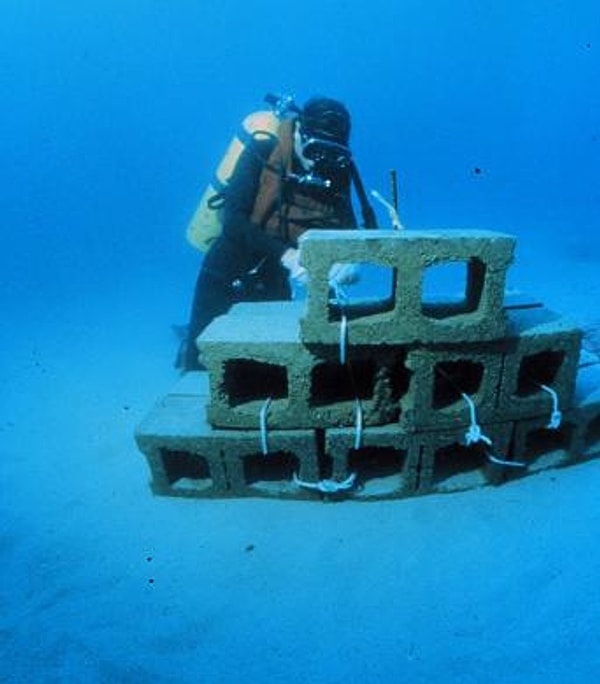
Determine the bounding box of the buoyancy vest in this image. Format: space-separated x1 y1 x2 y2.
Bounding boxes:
250 119 353 245
186 109 376 253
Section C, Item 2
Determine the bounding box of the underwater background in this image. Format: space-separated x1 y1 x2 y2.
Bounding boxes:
1 1 599 682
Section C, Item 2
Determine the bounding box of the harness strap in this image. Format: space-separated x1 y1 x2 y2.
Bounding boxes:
350 162 378 229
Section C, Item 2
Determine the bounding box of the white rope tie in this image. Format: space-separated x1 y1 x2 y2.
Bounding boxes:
259 397 272 455
461 393 492 446
459 394 527 468
485 450 527 468
354 398 364 450
370 189 404 230
293 471 357 494
540 384 562 429
339 313 348 365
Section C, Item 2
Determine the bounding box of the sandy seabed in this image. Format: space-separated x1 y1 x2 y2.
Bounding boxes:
1 248 599 684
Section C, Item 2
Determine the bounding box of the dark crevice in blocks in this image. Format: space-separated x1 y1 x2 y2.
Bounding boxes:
311 359 376 406
584 415 600 453
432 442 486 484
243 452 299 485
415 445 426 490
224 359 288 406
349 446 406 482
517 350 565 396
316 429 333 479
434 360 484 409
422 258 485 319
328 298 396 322
523 424 573 460
160 449 212 487
389 353 412 402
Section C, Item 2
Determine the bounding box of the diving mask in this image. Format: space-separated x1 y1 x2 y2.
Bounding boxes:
299 134 353 172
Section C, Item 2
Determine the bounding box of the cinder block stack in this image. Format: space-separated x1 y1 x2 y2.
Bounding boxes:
135 229 600 501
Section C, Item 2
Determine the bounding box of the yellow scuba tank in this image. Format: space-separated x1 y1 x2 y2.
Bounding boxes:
186 110 281 252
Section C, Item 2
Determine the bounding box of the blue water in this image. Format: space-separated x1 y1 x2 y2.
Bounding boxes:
3 1 599 311
1 1 600 681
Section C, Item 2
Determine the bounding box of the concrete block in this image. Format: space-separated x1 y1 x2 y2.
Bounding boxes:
498 307 583 421
400 345 503 431
198 301 412 429
416 422 513 493
299 228 515 345
571 362 600 457
134 375 229 498
220 429 321 499
325 424 419 499
510 413 579 475
134 372 321 500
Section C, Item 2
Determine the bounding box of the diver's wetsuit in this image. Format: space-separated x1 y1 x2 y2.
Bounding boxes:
183 136 356 371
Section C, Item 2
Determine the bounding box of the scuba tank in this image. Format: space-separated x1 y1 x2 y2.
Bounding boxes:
186 94 299 252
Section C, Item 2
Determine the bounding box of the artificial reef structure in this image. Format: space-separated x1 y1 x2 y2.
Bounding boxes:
135 229 600 501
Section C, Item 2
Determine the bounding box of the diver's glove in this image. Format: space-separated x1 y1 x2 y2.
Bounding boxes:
328 262 360 287
281 248 309 286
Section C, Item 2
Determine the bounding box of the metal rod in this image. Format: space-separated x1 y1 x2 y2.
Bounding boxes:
390 169 399 211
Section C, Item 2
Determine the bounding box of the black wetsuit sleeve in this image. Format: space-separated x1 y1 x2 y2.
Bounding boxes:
221 137 289 261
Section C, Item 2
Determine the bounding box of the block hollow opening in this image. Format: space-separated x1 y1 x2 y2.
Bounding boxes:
159 449 214 492
224 359 288 407
243 451 299 491
584 414 600 454
348 446 408 496
327 263 396 322
431 442 488 490
516 350 565 397
311 359 376 406
434 360 485 409
523 424 573 463
422 258 485 319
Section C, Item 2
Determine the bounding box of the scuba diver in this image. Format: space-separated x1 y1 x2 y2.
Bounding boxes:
181 94 377 371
